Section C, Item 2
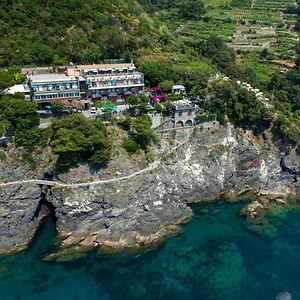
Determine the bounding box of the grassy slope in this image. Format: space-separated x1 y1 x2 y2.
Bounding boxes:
204 0 232 7
241 52 276 85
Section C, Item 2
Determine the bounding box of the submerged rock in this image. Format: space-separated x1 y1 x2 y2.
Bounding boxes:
276 291 292 300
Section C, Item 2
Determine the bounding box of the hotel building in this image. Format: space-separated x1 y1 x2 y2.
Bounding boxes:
66 62 144 105
28 73 82 104
27 62 144 107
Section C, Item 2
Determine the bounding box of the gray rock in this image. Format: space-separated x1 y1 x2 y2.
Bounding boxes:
0 125 299 255
281 148 300 175
276 292 292 300
0 184 47 255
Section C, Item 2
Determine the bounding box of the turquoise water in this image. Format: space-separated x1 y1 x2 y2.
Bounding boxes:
0 200 300 300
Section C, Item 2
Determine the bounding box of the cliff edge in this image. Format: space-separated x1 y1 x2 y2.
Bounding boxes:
0 126 299 256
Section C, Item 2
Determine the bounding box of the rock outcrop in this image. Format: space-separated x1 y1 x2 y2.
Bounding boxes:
0 126 299 256
0 184 48 255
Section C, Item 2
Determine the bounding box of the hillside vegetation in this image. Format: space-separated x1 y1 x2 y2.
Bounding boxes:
0 0 167 66
0 0 244 67
0 0 299 147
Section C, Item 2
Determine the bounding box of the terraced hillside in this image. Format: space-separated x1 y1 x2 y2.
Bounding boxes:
252 0 297 10
0 0 299 79
172 0 299 70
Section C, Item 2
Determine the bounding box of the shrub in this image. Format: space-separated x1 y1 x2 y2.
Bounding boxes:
0 150 6 161
14 128 41 149
123 138 140 155
51 114 112 168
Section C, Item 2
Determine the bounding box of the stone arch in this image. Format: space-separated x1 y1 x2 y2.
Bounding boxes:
176 121 184 128
185 119 193 127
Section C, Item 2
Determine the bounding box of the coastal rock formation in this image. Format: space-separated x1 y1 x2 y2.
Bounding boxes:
0 184 48 255
0 147 53 183
0 126 299 256
50 180 192 253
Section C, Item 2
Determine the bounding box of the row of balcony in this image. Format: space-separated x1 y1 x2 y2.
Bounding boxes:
33 83 144 94
87 81 143 89
85 74 143 81
33 87 80 93
34 92 80 101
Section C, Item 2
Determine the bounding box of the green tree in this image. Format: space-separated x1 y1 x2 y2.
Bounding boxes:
130 114 156 150
0 96 39 129
15 128 41 149
50 114 111 168
51 100 64 116
123 138 140 155
177 0 205 20
159 80 174 93
127 95 141 107
0 71 14 90
8 66 26 83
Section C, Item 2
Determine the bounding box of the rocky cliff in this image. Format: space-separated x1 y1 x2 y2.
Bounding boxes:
0 126 299 257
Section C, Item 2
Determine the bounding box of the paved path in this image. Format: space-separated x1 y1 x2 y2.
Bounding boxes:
0 129 194 189
0 161 160 189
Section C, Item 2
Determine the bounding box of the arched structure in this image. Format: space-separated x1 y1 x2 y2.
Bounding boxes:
185 119 193 127
176 121 184 128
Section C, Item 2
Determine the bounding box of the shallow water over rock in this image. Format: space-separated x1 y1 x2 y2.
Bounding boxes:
0 200 299 300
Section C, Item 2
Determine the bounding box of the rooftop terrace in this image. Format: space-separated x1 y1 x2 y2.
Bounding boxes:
173 99 194 109
29 73 79 83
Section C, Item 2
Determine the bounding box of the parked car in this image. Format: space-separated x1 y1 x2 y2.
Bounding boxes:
90 107 97 114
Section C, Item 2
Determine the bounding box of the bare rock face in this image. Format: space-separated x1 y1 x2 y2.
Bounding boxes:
51 175 193 252
0 184 47 255
0 125 299 256
281 148 300 176
0 147 53 183
47 126 299 255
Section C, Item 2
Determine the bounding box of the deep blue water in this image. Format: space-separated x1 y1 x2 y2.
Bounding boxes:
0 200 300 300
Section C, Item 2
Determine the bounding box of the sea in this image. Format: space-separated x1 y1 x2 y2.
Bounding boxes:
0 200 299 300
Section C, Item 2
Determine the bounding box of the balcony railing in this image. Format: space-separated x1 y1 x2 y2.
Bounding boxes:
88 83 144 90
33 88 80 94
86 74 143 81
34 94 81 102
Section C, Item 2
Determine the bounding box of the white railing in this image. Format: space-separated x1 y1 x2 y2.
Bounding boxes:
87 74 143 81
88 83 144 90
34 88 80 94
